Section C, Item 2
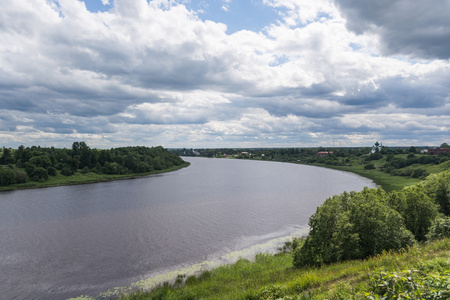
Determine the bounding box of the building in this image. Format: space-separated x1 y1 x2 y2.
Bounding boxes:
428 148 450 155
317 151 333 157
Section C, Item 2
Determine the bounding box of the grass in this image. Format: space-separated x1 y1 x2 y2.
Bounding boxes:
0 162 190 191
311 161 421 192
116 239 450 300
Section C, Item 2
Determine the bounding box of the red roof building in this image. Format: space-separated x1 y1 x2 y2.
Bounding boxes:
317 151 333 157
428 148 450 155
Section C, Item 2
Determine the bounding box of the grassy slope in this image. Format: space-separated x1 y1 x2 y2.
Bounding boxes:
310 161 420 192
119 239 450 300
302 154 450 192
0 162 190 191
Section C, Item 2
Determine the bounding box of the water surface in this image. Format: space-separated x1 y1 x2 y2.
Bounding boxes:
0 157 375 299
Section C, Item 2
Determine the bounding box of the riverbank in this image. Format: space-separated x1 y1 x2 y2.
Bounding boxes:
117 238 450 300
0 162 190 191
305 162 420 191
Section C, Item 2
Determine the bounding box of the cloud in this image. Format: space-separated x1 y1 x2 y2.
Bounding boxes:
0 0 449 148
334 0 450 59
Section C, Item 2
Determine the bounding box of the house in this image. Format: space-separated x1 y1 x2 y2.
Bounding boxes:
317 151 333 157
428 148 450 155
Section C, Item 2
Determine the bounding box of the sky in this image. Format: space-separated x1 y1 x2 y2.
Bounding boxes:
0 0 449 149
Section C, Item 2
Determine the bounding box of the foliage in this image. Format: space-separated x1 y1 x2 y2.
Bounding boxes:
32 167 49 182
0 142 186 187
416 170 450 216
426 216 450 241
295 171 450 268
118 239 450 300
0 168 16 186
387 187 439 241
293 188 415 267
368 269 450 299
47 166 58 176
364 163 375 170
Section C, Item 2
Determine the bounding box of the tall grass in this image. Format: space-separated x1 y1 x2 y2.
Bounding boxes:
118 238 450 300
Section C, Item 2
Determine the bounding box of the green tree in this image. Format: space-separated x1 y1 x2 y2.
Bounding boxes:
293 188 414 267
32 167 49 182
47 166 58 176
14 169 27 183
417 171 450 216
388 187 439 241
0 147 14 165
0 168 16 186
28 155 52 169
426 216 450 241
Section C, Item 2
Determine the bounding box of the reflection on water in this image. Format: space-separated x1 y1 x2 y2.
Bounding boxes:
0 157 375 299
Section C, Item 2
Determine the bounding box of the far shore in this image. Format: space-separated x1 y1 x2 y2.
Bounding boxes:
0 162 190 192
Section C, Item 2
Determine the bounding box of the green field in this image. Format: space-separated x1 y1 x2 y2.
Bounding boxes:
317 156 450 192
310 161 420 192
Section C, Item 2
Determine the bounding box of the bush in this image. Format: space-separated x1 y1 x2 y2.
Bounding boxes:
364 163 375 170
61 166 73 176
416 171 450 216
293 188 414 267
15 169 27 183
0 168 16 186
412 168 428 178
388 187 439 241
47 166 58 176
32 167 49 182
426 216 450 241
385 166 395 174
369 269 450 299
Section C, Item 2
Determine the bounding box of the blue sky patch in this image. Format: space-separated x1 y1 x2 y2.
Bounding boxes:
82 0 112 13
184 0 283 33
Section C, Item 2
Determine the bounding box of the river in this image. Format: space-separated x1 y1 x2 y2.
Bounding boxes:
0 157 376 299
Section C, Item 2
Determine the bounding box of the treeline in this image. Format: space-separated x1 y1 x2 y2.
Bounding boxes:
173 144 450 179
0 142 185 186
293 170 450 268
173 145 450 164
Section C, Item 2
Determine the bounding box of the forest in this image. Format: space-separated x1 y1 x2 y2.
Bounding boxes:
0 142 186 187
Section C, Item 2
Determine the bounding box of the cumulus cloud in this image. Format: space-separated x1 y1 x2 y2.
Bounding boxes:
334 0 450 59
0 0 449 148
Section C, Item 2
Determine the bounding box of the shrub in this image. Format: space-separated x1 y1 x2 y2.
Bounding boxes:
247 284 287 300
32 167 49 182
61 166 73 176
387 187 439 241
47 166 58 176
293 188 414 267
0 168 16 186
364 163 375 170
185 275 197 286
416 170 450 216
15 169 27 183
368 269 450 299
426 216 450 241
